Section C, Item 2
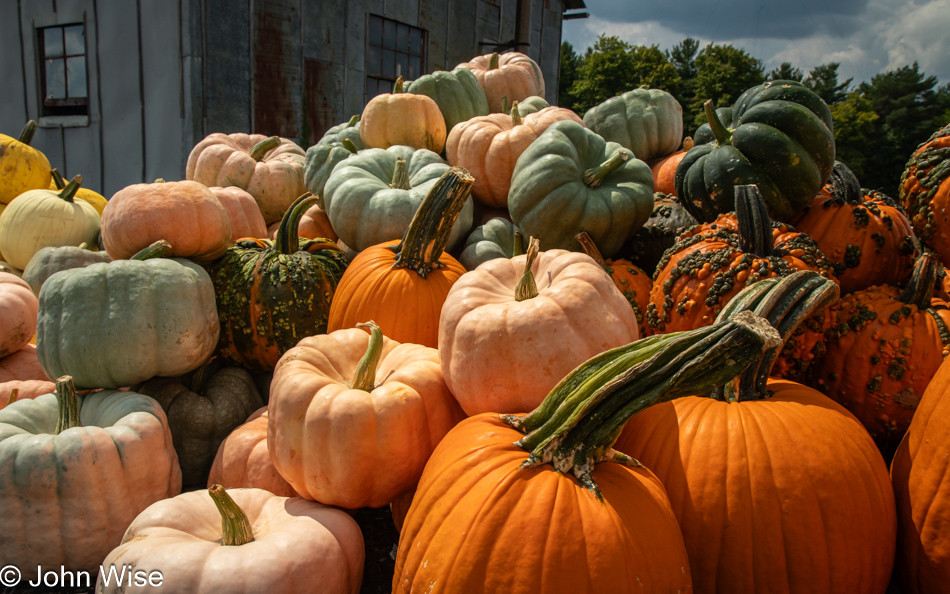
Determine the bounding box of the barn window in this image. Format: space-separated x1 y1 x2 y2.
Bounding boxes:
38 24 89 117
365 15 426 101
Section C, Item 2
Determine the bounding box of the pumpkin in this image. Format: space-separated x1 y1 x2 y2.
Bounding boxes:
328 167 473 348
135 357 264 488
21 243 111 296
582 86 684 162
269 321 462 508
791 161 917 293
439 237 640 416
892 355 950 593
49 168 108 214
900 122 950 265
207 407 297 497
208 186 268 241
619 192 698 274
676 82 836 222
390 490 414 532
812 252 950 451
0 120 51 204
266 202 338 242
98 486 364 594
458 217 523 271
0 257 20 277
508 95 549 116
320 114 366 146
0 272 37 359
304 115 364 205
396 309 778 593
100 179 232 262
186 133 307 224
0 176 100 270
615 273 896 594
360 77 446 153
647 185 836 333
446 100 584 208
576 231 651 337
36 241 220 389
0 344 49 383
0 379 54 409
456 52 545 114
323 145 472 252
404 66 490 133
0 376 181 572
508 119 655 257
650 136 693 195
692 106 733 145
210 195 348 372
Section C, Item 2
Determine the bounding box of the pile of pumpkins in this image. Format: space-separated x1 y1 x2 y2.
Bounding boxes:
2 46 950 594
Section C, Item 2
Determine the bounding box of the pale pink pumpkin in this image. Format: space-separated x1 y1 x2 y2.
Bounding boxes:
209 186 268 241
0 344 48 383
0 379 54 409
207 407 298 497
266 203 338 242
0 272 37 359
457 52 545 114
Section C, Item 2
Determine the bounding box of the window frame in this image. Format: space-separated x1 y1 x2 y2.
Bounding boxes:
37 22 90 116
364 14 427 102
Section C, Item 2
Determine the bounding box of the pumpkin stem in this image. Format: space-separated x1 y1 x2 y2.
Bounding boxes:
341 137 360 154
7 388 18 405
131 240 173 260
391 166 474 278
489 52 500 70
154 178 165 183
827 161 863 205
250 136 280 162
57 175 82 203
78 242 89 250
55 376 82 434
513 230 524 257
899 253 940 311
209 485 255 546
583 151 629 189
346 114 360 128
393 76 405 94
575 231 608 269
351 321 383 392
735 185 773 257
18 120 37 145
510 101 523 126
704 99 732 146
502 312 778 500
390 158 411 190
515 237 541 301
502 95 510 115
682 136 694 151
51 168 66 190
275 193 319 255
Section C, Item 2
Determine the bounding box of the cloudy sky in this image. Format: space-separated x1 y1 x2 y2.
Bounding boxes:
562 0 950 86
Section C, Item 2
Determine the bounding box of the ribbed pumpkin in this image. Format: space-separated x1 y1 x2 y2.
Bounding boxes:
576 231 652 337
209 194 348 372
582 86 684 162
812 252 950 451
458 217 523 271
327 167 473 348
0 272 38 359
647 185 836 334
208 186 268 241
900 122 950 265
267 202 338 243
0 120 51 204
619 192 698 274
617 273 897 594
360 77 446 153
0 379 54 409
396 309 778 593
404 67 490 133
207 407 298 497
510 95 549 115
0 344 48 383
792 161 917 293
650 137 693 195
48 168 107 214
456 52 545 114
21 243 111 296
303 115 364 204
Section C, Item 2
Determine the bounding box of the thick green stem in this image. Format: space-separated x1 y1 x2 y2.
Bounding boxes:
131 240 173 260
208 485 255 546
502 96 510 115
393 76 405 94
515 237 540 301
276 193 319 254
18 120 37 145
55 376 82 434
704 99 732 146
390 158 411 190
510 101 523 126
51 168 66 190
58 175 82 203
341 137 359 154
250 136 280 162
900 253 939 311
735 185 773 257
489 53 500 70
350 321 383 391
391 167 474 278
583 151 628 188
575 231 608 269
827 160 863 204
513 231 524 257
346 114 360 128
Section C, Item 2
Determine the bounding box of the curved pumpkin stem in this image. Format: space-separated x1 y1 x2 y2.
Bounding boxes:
393 76 405 94
275 193 319 255
57 175 82 203
346 114 360 127
510 101 523 127
513 230 524 257
351 321 383 392
899 253 940 311
18 120 37 145
131 240 173 260
704 99 732 146
341 137 360 154
250 136 280 162
391 167 474 278
735 185 773 257
390 158 411 190
583 151 628 189
575 231 608 269
827 161 863 205
55 376 82 434
209 485 255 546
515 237 541 301
488 52 500 70
51 168 66 190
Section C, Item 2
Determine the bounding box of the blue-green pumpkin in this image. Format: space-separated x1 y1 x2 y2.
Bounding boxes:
404 67 490 134
303 115 366 207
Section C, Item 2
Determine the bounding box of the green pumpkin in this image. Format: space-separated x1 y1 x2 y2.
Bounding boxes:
675 80 835 223
508 120 655 257
582 87 684 161
304 115 365 207
404 67 490 133
35 241 220 389
692 106 733 145
508 95 549 116
320 114 366 146
22 243 110 296
323 145 473 251
459 217 524 271
209 194 348 372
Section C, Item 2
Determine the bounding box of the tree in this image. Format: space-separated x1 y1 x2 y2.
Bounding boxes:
668 37 699 81
688 43 765 129
768 62 804 82
558 41 582 109
804 63 851 104
829 91 879 181
568 36 637 113
628 45 680 95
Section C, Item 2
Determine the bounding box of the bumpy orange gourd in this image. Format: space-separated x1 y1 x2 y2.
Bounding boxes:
0 273 37 359
900 122 950 265
0 121 51 204
457 52 545 114
208 186 267 241
360 77 446 154
207 407 297 497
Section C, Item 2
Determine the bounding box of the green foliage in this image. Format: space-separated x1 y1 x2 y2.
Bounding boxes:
829 91 878 180
768 62 804 82
805 63 852 104
688 43 765 129
559 42 582 110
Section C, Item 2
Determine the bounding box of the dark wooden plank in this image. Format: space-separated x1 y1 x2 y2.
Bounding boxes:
253 0 302 139
418 0 448 72
204 0 250 134
140 0 185 181
304 58 345 144
0 0 28 134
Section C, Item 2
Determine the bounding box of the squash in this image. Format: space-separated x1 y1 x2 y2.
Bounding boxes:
404 67 490 133
509 95 549 116
21 243 111 296
0 120 51 204
583 86 684 161
508 120 654 257
207 407 298 497
269 321 463 508
49 168 107 214
36 241 220 389
267 202 338 242
676 82 836 222
900 122 950 265
0 272 37 359
650 137 693 195
304 115 364 205
360 77 446 153
439 237 639 416
0 176 100 270
456 52 545 114
458 217 523 271
0 376 181 572
446 100 584 208
0 256 20 277
328 168 473 348
576 231 651 337
619 192 698 275
209 194 348 372
208 186 268 241
0 379 54 409
100 179 232 262
98 486 364 594
186 133 307 225
323 145 472 252
0 344 49 383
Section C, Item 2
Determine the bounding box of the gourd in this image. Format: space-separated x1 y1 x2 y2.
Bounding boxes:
900 122 950 265
21 243 111 296
456 52 545 114
403 67 490 133
582 87 684 161
0 120 52 204
360 77 446 153
0 272 37 359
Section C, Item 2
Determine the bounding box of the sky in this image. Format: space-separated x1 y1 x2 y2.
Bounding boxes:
562 0 950 87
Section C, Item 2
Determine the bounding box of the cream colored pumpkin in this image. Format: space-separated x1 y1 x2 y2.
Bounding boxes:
360 77 447 153
438 245 640 416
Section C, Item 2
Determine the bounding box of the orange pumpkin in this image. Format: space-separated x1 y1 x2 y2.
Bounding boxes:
208 186 267 241
0 380 54 409
267 202 338 242
457 52 545 114
360 77 446 153
0 344 48 383
0 272 37 359
649 136 693 195
900 122 950 265
576 231 651 337
207 407 297 497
